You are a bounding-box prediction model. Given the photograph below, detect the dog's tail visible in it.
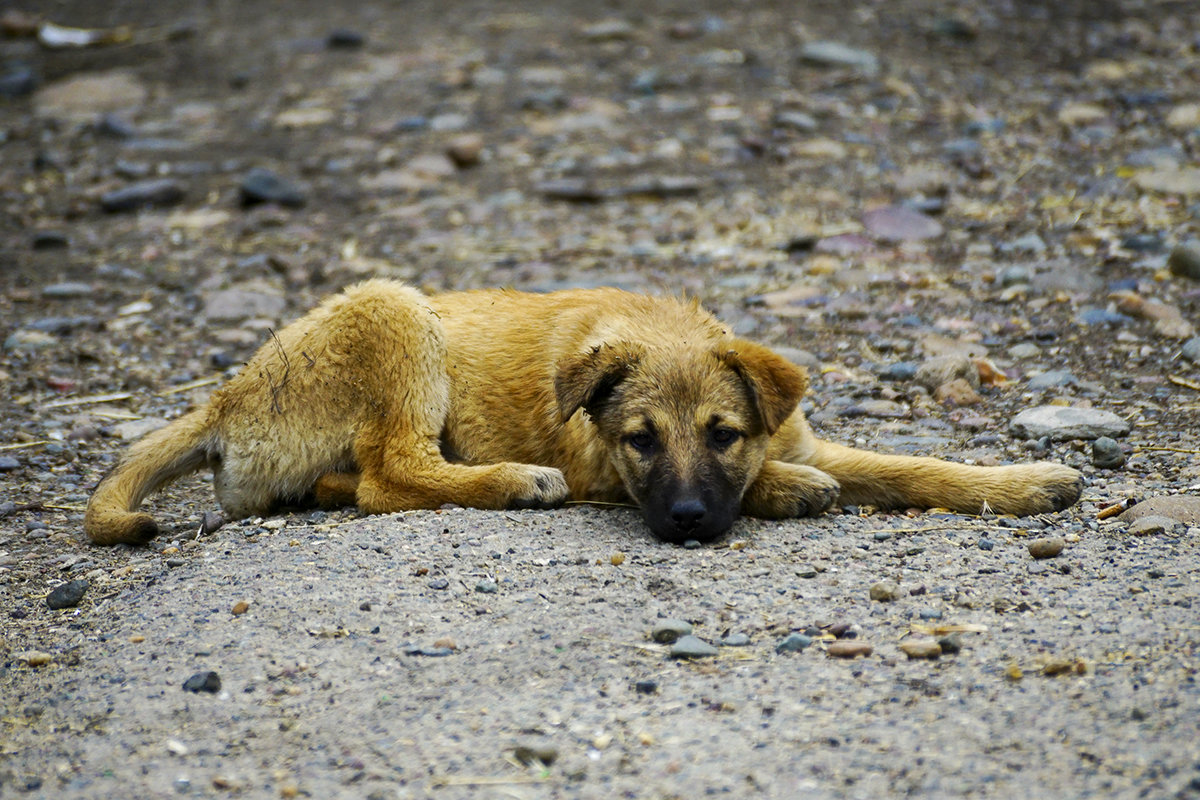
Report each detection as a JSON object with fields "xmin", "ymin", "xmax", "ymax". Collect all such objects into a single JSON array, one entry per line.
[{"xmin": 84, "ymin": 409, "xmax": 217, "ymax": 545}]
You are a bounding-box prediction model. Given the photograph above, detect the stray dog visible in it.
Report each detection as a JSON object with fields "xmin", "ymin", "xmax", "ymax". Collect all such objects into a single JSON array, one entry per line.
[{"xmin": 85, "ymin": 280, "xmax": 1083, "ymax": 545}]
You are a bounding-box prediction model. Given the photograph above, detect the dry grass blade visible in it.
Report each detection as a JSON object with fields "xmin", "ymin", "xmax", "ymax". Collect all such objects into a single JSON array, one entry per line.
[
  {"xmin": 157, "ymin": 376, "xmax": 221, "ymax": 396},
  {"xmin": 39, "ymin": 392, "xmax": 133, "ymax": 410},
  {"xmin": 0, "ymin": 441, "xmax": 50, "ymax": 452},
  {"xmin": 1167, "ymin": 375, "xmax": 1200, "ymax": 392}
]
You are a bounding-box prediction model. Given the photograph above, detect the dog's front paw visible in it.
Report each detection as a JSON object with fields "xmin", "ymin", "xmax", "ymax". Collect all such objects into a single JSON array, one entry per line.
[
  {"xmin": 1023, "ymin": 463, "xmax": 1084, "ymax": 514},
  {"xmin": 741, "ymin": 462, "xmax": 841, "ymax": 519},
  {"xmin": 508, "ymin": 465, "xmax": 570, "ymax": 510}
]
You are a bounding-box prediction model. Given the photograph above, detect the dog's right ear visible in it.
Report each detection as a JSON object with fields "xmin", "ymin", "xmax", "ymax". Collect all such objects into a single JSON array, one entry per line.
[{"xmin": 554, "ymin": 343, "xmax": 642, "ymax": 422}]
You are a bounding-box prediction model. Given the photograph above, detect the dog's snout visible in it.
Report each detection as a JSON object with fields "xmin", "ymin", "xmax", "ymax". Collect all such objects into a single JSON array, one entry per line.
[{"xmin": 669, "ymin": 498, "xmax": 707, "ymax": 531}]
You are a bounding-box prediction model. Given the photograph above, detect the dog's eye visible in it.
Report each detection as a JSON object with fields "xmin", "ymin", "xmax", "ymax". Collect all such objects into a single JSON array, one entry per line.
[
  {"xmin": 626, "ymin": 432, "xmax": 656, "ymax": 454},
  {"xmin": 709, "ymin": 427, "xmax": 742, "ymax": 448}
]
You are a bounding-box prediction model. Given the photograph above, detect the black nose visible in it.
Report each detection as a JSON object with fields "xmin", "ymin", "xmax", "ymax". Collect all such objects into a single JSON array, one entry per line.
[{"xmin": 669, "ymin": 498, "xmax": 707, "ymax": 532}]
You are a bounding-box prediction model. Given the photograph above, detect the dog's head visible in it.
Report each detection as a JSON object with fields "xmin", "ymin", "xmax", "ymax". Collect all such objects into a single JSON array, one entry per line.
[{"xmin": 555, "ymin": 338, "xmax": 806, "ymax": 544}]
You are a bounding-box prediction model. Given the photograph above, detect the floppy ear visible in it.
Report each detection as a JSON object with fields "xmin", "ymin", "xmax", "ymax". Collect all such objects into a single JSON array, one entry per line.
[
  {"xmin": 554, "ymin": 342, "xmax": 642, "ymax": 422},
  {"xmin": 719, "ymin": 340, "xmax": 808, "ymax": 433}
]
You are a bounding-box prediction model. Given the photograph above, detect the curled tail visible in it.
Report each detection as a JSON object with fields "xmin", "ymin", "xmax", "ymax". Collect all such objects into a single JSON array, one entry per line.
[{"xmin": 84, "ymin": 409, "xmax": 217, "ymax": 545}]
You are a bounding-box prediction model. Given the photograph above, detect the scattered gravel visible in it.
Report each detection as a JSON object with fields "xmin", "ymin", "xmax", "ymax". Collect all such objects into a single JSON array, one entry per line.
[{"xmin": 2, "ymin": 1, "xmax": 1199, "ymax": 798}]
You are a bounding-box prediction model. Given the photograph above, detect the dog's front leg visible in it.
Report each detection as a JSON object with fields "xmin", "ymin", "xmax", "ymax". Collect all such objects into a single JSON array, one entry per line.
[{"xmin": 740, "ymin": 461, "xmax": 841, "ymax": 519}]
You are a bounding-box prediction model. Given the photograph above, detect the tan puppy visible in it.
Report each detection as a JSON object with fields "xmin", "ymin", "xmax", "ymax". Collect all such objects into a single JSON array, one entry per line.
[{"xmin": 85, "ymin": 280, "xmax": 1083, "ymax": 545}]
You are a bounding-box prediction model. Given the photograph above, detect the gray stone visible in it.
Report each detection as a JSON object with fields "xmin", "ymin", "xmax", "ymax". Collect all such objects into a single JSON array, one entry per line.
[
  {"xmin": 1182, "ymin": 338, "xmax": 1200, "ymax": 363},
  {"xmin": 774, "ymin": 110, "xmax": 818, "ymax": 131},
  {"xmin": 651, "ymin": 619, "xmax": 693, "ymax": 643},
  {"xmin": 1117, "ymin": 495, "xmax": 1200, "ymax": 527},
  {"xmin": 41, "ymin": 282, "xmax": 94, "ymax": 299},
  {"xmin": 1091, "ymin": 437, "xmax": 1126, "ymax": 469},
  {"xmin": 1009, "ymin": 406, "xmax": 1131, "ymax": 441},
  {"xmin": 203, "ymin": 289, "xmax": 286, "ymax": 322},
  {"xmin": 775, "ymin": 633, "xmax": 813, "ymax": 653},
  {"xmin": 115, "ymin": 418, "xmax": 170, "ymax": 441},
  {"xmin": 5, "ymin": 330, "xmax": 58, "ymax": 353},
  {"xmin": 999, "ymin": 265, "xmax": 1031, "ymax": 287},
  {"xmin": 1126, "ymin": 515, "xmax": 1184, "ymax": 536},
  {"xmin": 720, "ymin": 633, "xmax": 752, "ymax": 647},
  {"xmin": 1028, "ymin": 537, "xmax": 1065, "ymax": 559},
  {"xmin": 1027, "ymin": 370, "xmax": 1076, "ymax": 390},
  {"xmin": 1168, "ymin": 241, "xmax": 1200, "ymax": 280},
  {"xmin": 100, "ymin": 179, "xmax": 185, "ymax": 212},
  {"xmin": 1078, "ymin": 307, "xmax": 1131, "ymax": 326},
  {"xmin": 869, "ymin": 581, "xmax": 902, "ymax": 602},
  {"xmin": 240, "ymin": 168, "xmax": 307, "ymax": 208},
  {"xmin": 1008, "ymin": 343, "xmax": 1041, "ymax": 359},
  {"xmin": 863, "ymin": 205, "xmax": 944, "ymax": 242},
  {"xmin": 798, "ymin": 41, "xmax": 880, "ymax": 74},
  {"xmin": 35, "ymin": 69, "xmax": 147, "ymax": 121},
  {"xmin": 915, "ymin": 355, "xmax": 979, "ymax": 392},
  {"xmin": 0, "ymin": 456, "xmax": 19, "ymax": 471},
  {"xmin": 1135, "ymin": 167, "xmax": 1200, "ymax": 196},
  {"xmin": 669, "ymin": 634, "xmax": 718, "ymax": 659},
  {"xmin": 182, "ymin": 671, "xmax": 221, "ymax": 693},
  {"xmin": 46, "ymin": 579, "xmax": 89, "ymax": 609},
  {"xmin": 1004, "ymin": 234, "xmax": 1047, "ymax": 254}
]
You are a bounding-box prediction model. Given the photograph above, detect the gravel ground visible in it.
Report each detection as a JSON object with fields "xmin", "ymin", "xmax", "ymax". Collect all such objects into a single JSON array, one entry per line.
[{"xmin": 3, "ymin": 0, "xmax": 1200, "ymax": 798}]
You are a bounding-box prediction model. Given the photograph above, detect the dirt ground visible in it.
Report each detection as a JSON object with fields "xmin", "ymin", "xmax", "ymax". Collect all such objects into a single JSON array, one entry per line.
[{"xmin": 2, "ymin": 0, "xmax": 1200, "ymax": 797}]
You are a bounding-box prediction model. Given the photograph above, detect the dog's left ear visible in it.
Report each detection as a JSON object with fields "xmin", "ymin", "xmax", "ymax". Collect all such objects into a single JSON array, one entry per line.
[
  {"xmin": 719, "ymin": 340, "xmax": 808, "ymax": 433},
  {"xmin": 555, "ymin": 342, "xmax": 642, "ymax": 422}
]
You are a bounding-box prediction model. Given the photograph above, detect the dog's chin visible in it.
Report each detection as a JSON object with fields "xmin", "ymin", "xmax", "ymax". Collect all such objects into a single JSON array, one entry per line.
[{"xmin": 645, "ymin": 514, "xmax": 736, "ymax": 546}]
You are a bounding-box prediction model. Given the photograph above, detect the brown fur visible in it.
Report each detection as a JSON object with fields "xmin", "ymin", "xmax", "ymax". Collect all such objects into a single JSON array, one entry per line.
[{"xmin": 85, "ymin": 280, "xmax": 1083, "ymax": 545}]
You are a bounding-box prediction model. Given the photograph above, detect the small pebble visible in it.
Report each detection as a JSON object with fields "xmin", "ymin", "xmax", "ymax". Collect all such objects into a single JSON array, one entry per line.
[
  {"xmin": 1028, "ymin": 537, "xmax": 1065, "ymax": 559},
  {"xmin": 240, "ymin": 168, "xmax": 306, "ymax": 208},
  {"xmin": 474, "ymin": 579, "xmax": 498, "ymax": 594},
  {"xmin": 1167, "ymin": 240, "xmax": 1200, "ymax": 281},
  {"xmin": 634, "ymin": 679, "xmax": 659, "ymax": 694},
  {"xmin": 182, "ymin": 671, "xmax": 221, "ymax": 693},
  {"xmin": 231, "ymin": 601, "xmax": 249, "ymax": 615},
  {"xmin": 428, "ymin": 578, "xmax": 450, "ymax": 590},
  {"xmin": 669, "ymin": 634, "xmax": 718, "ymax": 659},
  {"xmin": 1091, "ymin": 437, "xmax": 1126, "ymax": 469},
  {"xmin": 446, "ymin": 133, "xmax": 484, "ymax": 168},
  {"xmin": 1042, "ymin": 657, "xmax": 1080, "ymax": 676},
  {"xmin": 869, "ymin": 581, "xmax": 902, "ymax": 602},
  {"xmin": 404, "ymin": 645, "xmax": 453, "ymax": 657},
  {"xmin": 720, "ymin": 633, "xmax": 752, "ymax": 647},
  {"xmin": 513, "ymin": 743, "xmax": 558, "ymax": 765},
  {"xmin": 327, "ymin": 29, "xmax": 366, "ymax": 49},
  {"xmin": 41, "ymin": 282, "xmax": 93, "ymax": 298},
  {"xmin": 918, "ymin": 607, "xmax": 943, "ymax": 620},
  {"xmin": 795, "ymin": 564, "xmax": 818, "ymax": 578},
  {"xmin": 651, "ymin": 619, "xmax": 693, "ymax": 644},
  {"xmin": 1182, "ymin": 338, "xmax": 1200, "ymax": 364},
  {"xmin": 899, "ymin": 639, "xmax": 942, "ymax": 660},
  {"xmin": 46, "ymin": 579, "xmax": 88, "ymax": 609},
  {"xmin": 827, "ymin": 622, "xmax": 852, "ymax": 638},
  {"xmin": 100, "ymin": 179, "xmax": 186, "ymax": 212},
  {"xmin": 915, "ymin": 356, "xmax": 978, "ymax": 392},
  {"xmin": 826, "ymin": 640, "xmax": 873, "ymax": 659},
  {"xmin": 775, "ymin": 633, "xmax": 813, "ymax": 653},
  {"xmin": 22, "ymin": 651, "xmax": 53, "ymax": 667},
  {"xmin": 937, "ymin": 634, "xmax": 963, "ymax": 654},
  {"xmin": 978, "ymin": 537, "xmax": 995, "ymax": 551}
]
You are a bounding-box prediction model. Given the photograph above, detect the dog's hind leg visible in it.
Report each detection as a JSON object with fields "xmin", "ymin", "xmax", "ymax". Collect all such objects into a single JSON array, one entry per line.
[{"xmin": 338, "ymin": 283, "xmax": 568, "ymax": 513}]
